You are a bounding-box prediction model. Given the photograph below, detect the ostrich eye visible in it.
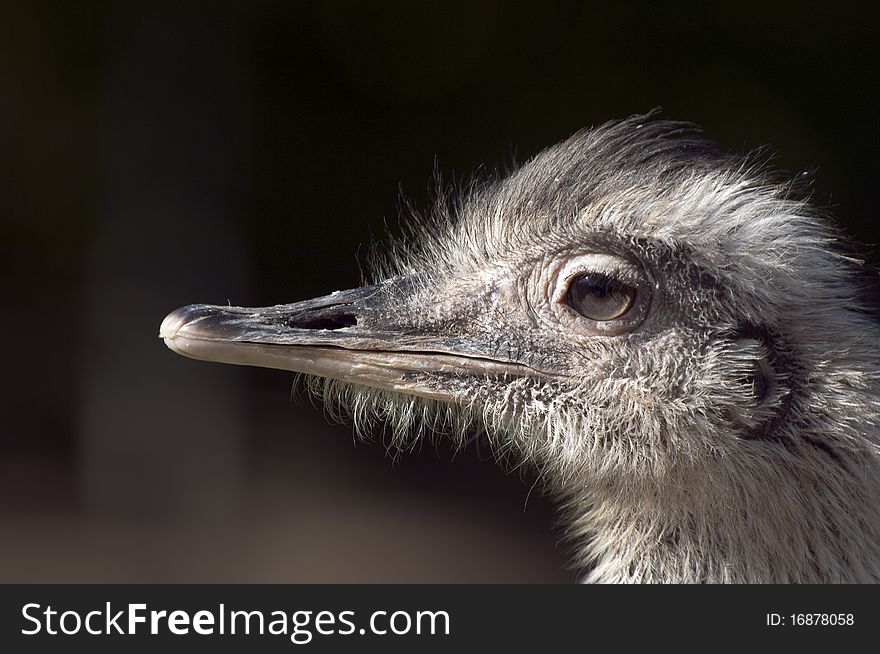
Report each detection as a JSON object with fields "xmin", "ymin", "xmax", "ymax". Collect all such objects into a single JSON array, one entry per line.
[{"xmin": 566, "ymin": 273, "xmax": 636, "ymax": 321}]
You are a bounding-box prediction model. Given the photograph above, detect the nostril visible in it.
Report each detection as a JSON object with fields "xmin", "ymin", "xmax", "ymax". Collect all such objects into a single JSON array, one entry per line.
[{"xmin": 288, "ymin": 313, "xmax": 358, "ymax": 330}]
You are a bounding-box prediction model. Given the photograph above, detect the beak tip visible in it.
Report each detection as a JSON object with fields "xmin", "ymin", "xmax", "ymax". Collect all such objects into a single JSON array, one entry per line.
[
  {"xmin": 159, "ymin": 307, "xmax": 188, "ymax": 340},
  {"xmin": 160, "ymin": 307, "xmax": 207, "ymax": 359}
]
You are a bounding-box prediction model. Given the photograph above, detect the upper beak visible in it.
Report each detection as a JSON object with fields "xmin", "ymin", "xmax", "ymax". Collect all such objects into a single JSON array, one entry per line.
[{"xmin": 159, "ymin": 278, "xmax": 534, "ymax": 401}]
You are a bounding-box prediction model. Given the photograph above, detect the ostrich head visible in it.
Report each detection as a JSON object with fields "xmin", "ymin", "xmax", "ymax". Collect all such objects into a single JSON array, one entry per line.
[{"xmin": 160, "ymin": 115, "xmax": 880, "ymax": 582}]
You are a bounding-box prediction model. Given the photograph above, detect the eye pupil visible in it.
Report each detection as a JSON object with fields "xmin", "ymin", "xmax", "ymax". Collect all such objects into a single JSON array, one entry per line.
[{"xmin": 567, "ymin": 273, "xmax": 636, "ymax": 321}]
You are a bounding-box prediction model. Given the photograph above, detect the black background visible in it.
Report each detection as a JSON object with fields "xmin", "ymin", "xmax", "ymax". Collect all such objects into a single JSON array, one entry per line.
[{"xmin": 2, "ymin": 2, "xmax": 878, "ymax": 583}]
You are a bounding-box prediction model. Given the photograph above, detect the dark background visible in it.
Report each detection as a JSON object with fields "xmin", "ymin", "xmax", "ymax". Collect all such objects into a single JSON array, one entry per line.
[{"xmin": 1, "ymin": 2, "xmax": 877, "ymax": 582}]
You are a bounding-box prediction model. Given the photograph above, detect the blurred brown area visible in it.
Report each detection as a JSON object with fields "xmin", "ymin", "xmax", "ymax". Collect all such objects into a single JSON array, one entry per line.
[{"xmin": 0, "ymin": 2, "xmax": 877, "ymax": 582}]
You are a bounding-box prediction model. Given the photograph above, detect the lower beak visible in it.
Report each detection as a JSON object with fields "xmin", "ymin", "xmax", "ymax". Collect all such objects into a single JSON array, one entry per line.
[{"xmin": 159, "ymin": 281, "xmax": 533, "ymax": 401}]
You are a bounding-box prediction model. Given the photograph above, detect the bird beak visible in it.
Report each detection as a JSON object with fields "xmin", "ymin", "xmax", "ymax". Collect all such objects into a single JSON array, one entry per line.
[{"xmin": 160, "ymin": 279, "xmax": 532, "ymax": 401}]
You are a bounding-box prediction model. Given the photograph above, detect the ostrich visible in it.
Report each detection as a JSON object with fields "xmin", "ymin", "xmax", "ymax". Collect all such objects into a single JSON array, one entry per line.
[{"xmin": 160, "ymin": 115, "xmax": 880, "ymax": 583}]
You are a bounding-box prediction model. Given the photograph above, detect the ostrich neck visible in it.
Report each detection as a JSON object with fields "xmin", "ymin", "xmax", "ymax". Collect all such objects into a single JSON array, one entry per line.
[{"xmin": 560, "ymin": 457, "xmax": 880, "ymax": 583}]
